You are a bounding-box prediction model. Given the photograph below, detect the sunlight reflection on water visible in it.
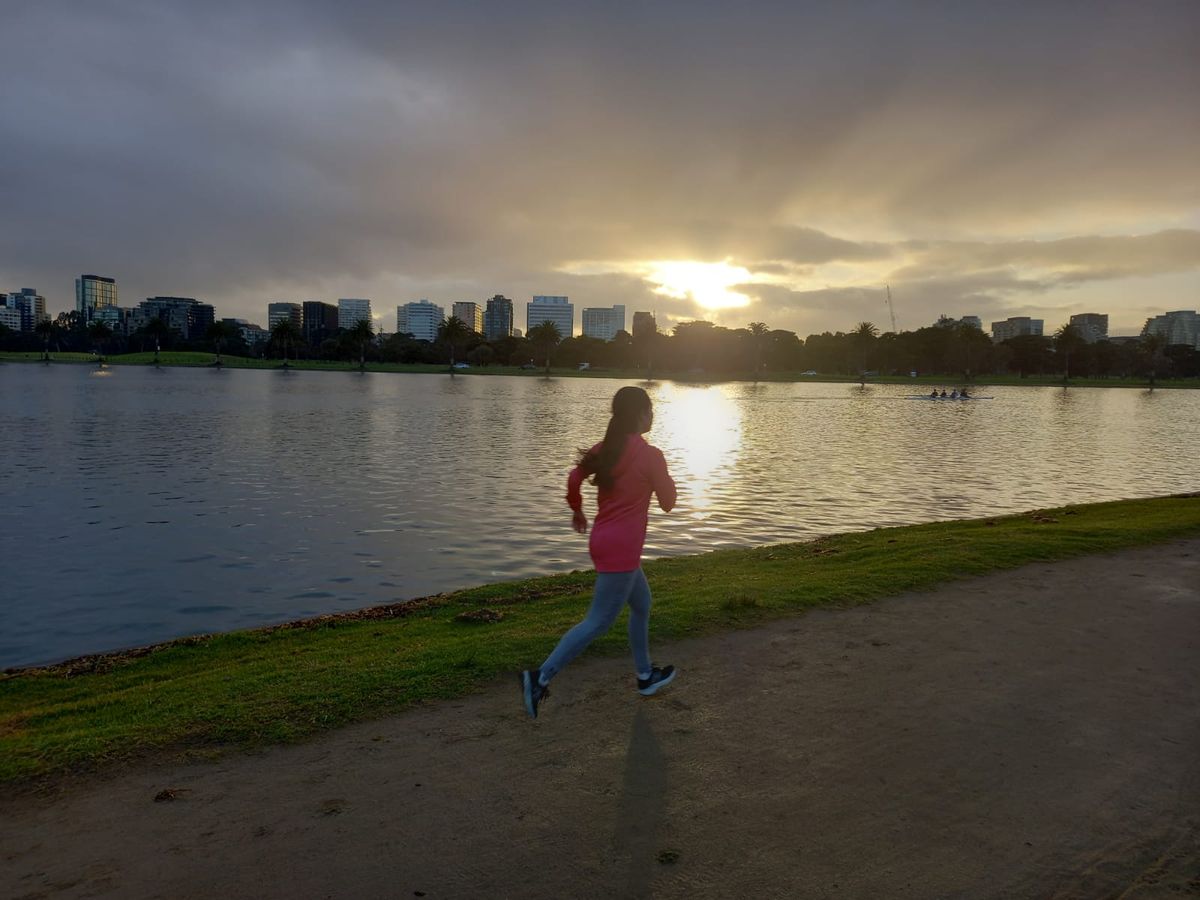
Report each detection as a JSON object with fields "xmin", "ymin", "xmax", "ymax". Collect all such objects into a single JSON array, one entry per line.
[{"xmin": 1, "ymin": 365, "xmax": 1197, "ymax": 666}]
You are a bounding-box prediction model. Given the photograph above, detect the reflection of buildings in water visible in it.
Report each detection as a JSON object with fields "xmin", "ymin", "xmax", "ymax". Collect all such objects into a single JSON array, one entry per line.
[{"xmin": 650, "ymin": 384, "xmax": 743, "ymax": 515}]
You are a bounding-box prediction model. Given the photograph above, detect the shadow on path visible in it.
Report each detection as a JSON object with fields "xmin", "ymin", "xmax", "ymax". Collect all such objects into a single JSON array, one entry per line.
[{"xmin": 613, "ymin": 707, "xmax": 668, "ymax": 898}]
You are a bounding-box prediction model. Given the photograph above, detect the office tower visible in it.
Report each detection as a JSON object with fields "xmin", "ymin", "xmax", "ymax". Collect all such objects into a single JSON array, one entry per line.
[
  {"xmin": 396, "ymin": 299, "xmax": 446, "ymax": 342},
  {"xmin": 991, "ymin": 316, "xmax": 1045, "ymax": 342},
  {"xmin": 1141, "ymin": 310, "xmax": 1200, "ymax": 348},
  {"xmin": 1069, "ymin": 313, "xmax": 1109, "ymax": 344},
  {"xmin": 223, "ymin": 318, "xmax": 269, "ymax": 349},
  {"xmin": 632, "ymin": 311, "xmax": 657, "ymax": 339},
  {"xmin": 582, "ymin": 305, "xmax": 626, "ymax": 341},
  {"xmin": 302, "ymin": 301, "xmax": 339, "ymax": 345},
  {"xmin": 451, "ymin": 301, "xmax": 484, "ymax": 333},
  {"xmin": 75, "ymin": 275, "xmax": 118, "ymax": 322},
  {"xmin": 338, "ymin": 298, "xmax": 373, "ymax": 330},
  {"xmin": 3, "ymin": 288, "xmax": 47, "ymax": 332},
  {"xmin": 0, "ymin": 304, "xmax": 21, "ymax": 331},
  {"xmin": 267, "ymin": 302, "xmax": 302, "ymax": 330},
  {"xmin": 526, "ymin": 295, "xmax": 573, "ymax": 338},
  {"xmin": 138, "ymin": 297, "xmax": 214, "ymax": 341},
  {"xmin": 484, "ymin": 295, "xmax": 514, "ymax": 340},
  {"xmin": 935, "ymin": 315, "xmax": 982, "ymax": 330}
]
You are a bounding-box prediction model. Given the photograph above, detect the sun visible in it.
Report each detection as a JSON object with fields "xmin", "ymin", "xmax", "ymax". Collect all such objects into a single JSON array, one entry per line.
[{"xmin": 646, "ymin": 260, "xmax": 753, "ymax": 310}]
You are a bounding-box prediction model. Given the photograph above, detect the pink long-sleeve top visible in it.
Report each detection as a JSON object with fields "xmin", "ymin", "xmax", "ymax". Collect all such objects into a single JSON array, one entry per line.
[{"xmin": 566, "ymin": 434, "xmax": 677, "ymax": 572}]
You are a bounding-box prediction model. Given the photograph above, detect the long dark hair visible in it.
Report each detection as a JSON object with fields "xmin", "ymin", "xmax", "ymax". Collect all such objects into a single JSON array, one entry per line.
[{"xmin": 579, "ymin": 386, "xmax": 652, "ymax": 489}]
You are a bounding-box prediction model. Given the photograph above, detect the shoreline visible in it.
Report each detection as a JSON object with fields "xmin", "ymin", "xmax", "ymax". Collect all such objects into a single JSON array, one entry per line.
[
  {"xmin": 2, "ymin": 494, "xmax": 1199, "ymax": 786},
  {"xmin": 7, "ymin": 535, "xmax": 1197, "ymax": 896},
  {"xmin": 3, "ymin": 350, "xmax": 1197, "ymax": 389}
]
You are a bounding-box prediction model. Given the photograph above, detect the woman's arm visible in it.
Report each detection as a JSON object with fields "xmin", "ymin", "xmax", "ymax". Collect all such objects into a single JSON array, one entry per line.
[
  {"xmin": 566, "ymin": 466, "xmax": 589, "ymax": 532},
  {"xmin": 652, "ymin": 449, "xmax": 677, "ymax": 512}
]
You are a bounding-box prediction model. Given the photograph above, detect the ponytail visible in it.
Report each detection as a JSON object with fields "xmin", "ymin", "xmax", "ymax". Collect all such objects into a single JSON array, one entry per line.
[{"xmin": 577, "ymin": 386, "xmax": 651, "ymax": 489}]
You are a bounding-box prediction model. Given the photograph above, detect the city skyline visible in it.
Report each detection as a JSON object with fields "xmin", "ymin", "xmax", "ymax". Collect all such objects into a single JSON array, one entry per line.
[
  {"xmin": 10, "ymin": 271, "xmax": 1199, "ymax": 345},
  {"xmin": 2, "ymin": 3, "xmax": 1197, "ymax": 338}
]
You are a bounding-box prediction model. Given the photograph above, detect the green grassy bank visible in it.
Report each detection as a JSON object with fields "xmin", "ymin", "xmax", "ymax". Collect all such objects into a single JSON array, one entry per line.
[
  {"xmin": 2, "ymin": 495, "xmax": 1198, "ymax": 786},
  {"xmin": 4, "ymin": 351, "xmax": 1198, "ymax": 388}
]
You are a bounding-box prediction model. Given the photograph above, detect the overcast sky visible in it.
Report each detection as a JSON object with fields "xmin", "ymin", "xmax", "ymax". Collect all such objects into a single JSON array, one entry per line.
[{"xmin": 3, "ymin": 0, "xmax": 1197, "ymax": 336}]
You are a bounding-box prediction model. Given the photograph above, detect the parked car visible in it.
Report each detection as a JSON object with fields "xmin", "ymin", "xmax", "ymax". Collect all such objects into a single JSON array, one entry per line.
[
  {"xmin": 800, "ymin": 370, "xmax": 818, "ymax": 376},
  {"xmin": 520, "ymin": 362, "xmax": 538, "ymax": 370},
  {"xmin": 577, "ymin": 362, "xmax": 590, "ymax": 370},
  {"xmin": 452, "ymin": 362, "xmax": 469, "ymax": 369}
]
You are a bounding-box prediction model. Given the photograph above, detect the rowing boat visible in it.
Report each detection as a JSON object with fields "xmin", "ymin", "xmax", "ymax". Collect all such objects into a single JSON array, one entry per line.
[{"xmin": 905, "ymin": 395, "xmax": 994, "ymax": 401}]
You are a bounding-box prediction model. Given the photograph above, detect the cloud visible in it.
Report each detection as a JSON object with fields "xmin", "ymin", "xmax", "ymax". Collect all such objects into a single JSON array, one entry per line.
[{"xmin": 1, "ymin": 0, "xmax": 1196, "ymax": 337}]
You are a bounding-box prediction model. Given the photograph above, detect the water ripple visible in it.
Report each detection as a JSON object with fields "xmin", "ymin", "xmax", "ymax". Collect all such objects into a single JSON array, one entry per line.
[{"xmin": 1, "ymin": 367, "xmax": 1197, "ymax": 667}]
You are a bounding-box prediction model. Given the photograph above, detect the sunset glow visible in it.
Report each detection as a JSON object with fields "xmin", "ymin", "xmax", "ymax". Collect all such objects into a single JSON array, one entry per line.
[{"xmin": 646, "ymin": 261, "xmax": 754, "ymax": 311}]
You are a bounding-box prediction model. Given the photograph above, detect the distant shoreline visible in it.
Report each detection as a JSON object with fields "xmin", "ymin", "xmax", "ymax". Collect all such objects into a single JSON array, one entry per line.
[{"xmin": 3, "ymin": 350, "xmax": 1198, "ymax": 389}]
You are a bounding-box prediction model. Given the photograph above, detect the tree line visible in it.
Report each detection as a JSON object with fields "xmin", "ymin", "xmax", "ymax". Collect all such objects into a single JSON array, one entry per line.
[{"xmin": 2, "ymin": 310, "xmax": 1197, "ymax": 380}]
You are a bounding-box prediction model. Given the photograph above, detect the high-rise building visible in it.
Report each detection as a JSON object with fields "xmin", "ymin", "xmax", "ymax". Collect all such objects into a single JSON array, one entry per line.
[
  {"xmin": 582, "ymin": 305, "xmax": 626, "ymax": 341},
  {"xmin": 526, "ymin": 295, "xmax": 573, "ymax": 338},
  {"xmin": 190, "ymin": 303, "xmax": 215, "ymax": 339},
  {"xmin": 3, "ymin": 288, "xmax": 47, "ymax": 332},
  {"xmin": 338, "ymin": 298, "xmax": 373, "ymax": 330},
  {"xmin": 632, "ymin": 311, "xmax": 657, "ymax": 339},
  {"xmin": 267, "ymin": 302, "xmax": 302, "ymax": 331},
  {"xmin": 483, "ymin": 294, "xmax": 514, "ymax": 340},
  {"xmin": 75, "ymin": 275, "xmax": 118, "ymax": 322},
  {"xmin": 223, "ymin": 318, "xmax": 270, "ymax": 349},
  {"xmin": 991, "ymin": 316, "xmax": 1044, "ymax": 342},
  {"xmin": 0, "ymin": 305, "xmax": 21, "ymax": 331},
  {"xmin": 138, "ymin": 297, "xmax": 213, "ymax": 340},
  {"xmin": 397, "ymin": 300, "xmax": 445, "ymax": 342},
  {"xmin": 1068, "ymin": 313, "xmax": 1109, "ymax": 344},
  {"xmin": 451, "ymin": 301, "xmax": 484, "ymax": 333},
  {"xmin": 92, "ymin": 306, "xmax": 137, "ymax": 336},
  {"xmin": 1141, "ymin": 310, "xmax": 1200, "ymax": 348},
  {"xmin": 935, "ymin": 314, "xmax": 982, "ymax": 330},
  {"xmin": 302, "ymin": 301, "xmax": 339, "ymax": 345}
]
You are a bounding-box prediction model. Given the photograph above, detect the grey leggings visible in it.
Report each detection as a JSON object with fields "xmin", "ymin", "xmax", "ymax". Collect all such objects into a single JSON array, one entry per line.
[{"xmin": 539, "ymin": 568, "xmax": 652, "ymax": 683}]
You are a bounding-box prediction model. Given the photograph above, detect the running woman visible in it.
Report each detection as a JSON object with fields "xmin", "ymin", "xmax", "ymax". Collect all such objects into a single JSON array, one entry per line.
[{"xmin": 521, "ymin": 386, "xmax": 678, "ymax": 718}]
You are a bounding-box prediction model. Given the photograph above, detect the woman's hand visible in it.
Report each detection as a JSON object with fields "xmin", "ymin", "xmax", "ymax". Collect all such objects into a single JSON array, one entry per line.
[{"xmin": 572, "ymin": 510, "xmax": 588, "ymax": 533}]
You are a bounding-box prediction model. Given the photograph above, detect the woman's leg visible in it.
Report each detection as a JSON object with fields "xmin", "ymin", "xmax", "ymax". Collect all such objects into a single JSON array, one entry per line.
[
  {"xmin": 625, "ymin": 568, "xmax": 653, "ymax": 678},
  {"xmin": 538, "ymin": 570, "xmax": 638, "ymax": 683}
]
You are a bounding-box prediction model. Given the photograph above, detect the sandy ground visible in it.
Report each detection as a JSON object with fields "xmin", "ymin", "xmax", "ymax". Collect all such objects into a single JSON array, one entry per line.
[{"xmin": 2, "ymin": 540, "xmax": 1198, "ymax": 900}]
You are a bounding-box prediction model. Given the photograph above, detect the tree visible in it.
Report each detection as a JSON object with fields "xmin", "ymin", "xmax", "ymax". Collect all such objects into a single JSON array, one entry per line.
[
  {"xmin": 526, "ymin": 320, "xmax": 562, "ymax": 374},
  {"xmin": 35, "ymin": 319, "xmax": 53, "ymax": 361},
  {"xmin": 1139, "ymin": 333, "xmax": 1166, "ymax": 387},
  {"xmin": 87, "ymin": 321, "xmax": 113, "ymax": 360},
  {"xmin": 437, "ymin": 315, "xmax": 470, "ymax": 369},
  {"xmin": 143, "ymin": 316, "xmax": 170, "ymax": 364},
  {"xmin": 953, "ymin": 323, "xmax": 991, "ymax": 380},
  {"xmin": 206, "ymin": 320, "xmax": 235, "ymax": 366},
  {"xmin": 852, "ymin": 321, "xmax": 878, "ymax": 380},
  {"xmin": 271, "ymin": 318, "xmax": 300, "ymax": 366},
  {"xmin": 466, "ymin": 343, "xmax": 495, "ymax": 367},
  {"xmin": 348, "ymin": 318, "xmax": 374, "ymax": 370},
  {"xmin": 747, "ymin": 321, "xmax": 769, "ymax": 381},
  {"xmin": 1053, "ymin": 324, "xmax": 1086, "ymax": 381}
]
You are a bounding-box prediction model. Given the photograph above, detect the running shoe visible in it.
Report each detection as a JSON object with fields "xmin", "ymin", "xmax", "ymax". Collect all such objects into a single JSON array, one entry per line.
[
  {"xmin": 521, "ymin": 669, "xmax": 549, "ymax": 718},
  {"xmin": 636, "ymin": 665, "xmax": 676, "ymax": 696}
]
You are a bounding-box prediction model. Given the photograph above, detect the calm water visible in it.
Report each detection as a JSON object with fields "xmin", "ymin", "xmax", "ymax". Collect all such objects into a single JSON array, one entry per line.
[{"xmin": 1, "ymin": 364, "xmax": 1197, "ymax": 668}]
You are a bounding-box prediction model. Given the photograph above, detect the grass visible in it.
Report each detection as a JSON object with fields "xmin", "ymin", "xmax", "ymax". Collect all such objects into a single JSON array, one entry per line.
[
  {"xmin": 1, "ymin": 495, "xmax": 1198, "ymax": 786},
  {"xmin": 4, "ymin": 351, "xmax": 1198, "ymax": 387}
]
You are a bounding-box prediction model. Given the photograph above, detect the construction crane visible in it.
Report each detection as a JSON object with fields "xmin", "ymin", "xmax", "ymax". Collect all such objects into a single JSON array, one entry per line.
[{"xmin": 885, "ymin": 284, "xmax": 898, "ymax": 333}]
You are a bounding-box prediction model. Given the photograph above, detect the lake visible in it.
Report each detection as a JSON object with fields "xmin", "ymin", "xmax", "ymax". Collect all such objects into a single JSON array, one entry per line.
[{"xmin": 2, "ymin": 363, "xmax": 1197, "ymax": 668}]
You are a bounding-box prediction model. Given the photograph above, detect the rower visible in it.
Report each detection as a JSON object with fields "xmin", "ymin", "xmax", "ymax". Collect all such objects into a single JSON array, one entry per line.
[
  {"xmin": 929, "ymin": 389, "xmax": 939, "ymax": 398},
  {"xmin": 960, "ymin": 388, "xmax": 971, "ymax": 399},
  {"xmin": 950, "ymin": 389, "xmax": 959, "ymax": 399}
]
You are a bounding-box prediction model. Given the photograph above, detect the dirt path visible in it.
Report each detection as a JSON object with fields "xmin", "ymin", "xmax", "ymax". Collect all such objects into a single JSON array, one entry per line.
[{"xmin": 3, "ymin": 540, "xmax": 1199, "ymax": 899}]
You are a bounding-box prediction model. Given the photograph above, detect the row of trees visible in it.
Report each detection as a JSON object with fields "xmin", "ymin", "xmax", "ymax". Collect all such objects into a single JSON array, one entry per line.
[{"xmin": 3, "ymin": 310, "xmax": 1197, "ymax": 380}]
